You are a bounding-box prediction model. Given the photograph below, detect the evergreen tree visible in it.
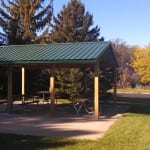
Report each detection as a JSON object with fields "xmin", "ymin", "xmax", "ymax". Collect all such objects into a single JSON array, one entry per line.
[
  {"xmin": 0, "ymin": 32, "xmax": 6, "ymax": 45},
  {"xmin": 45, "ymin": 0, "xmax": 103, "ymax": 99},
  {"xmin": 45, "ymin": 0, "xmax": 102, "ymax": 43},
  {"xmin": 55, "ymin": 68, "xmax": 84, "ymax": 99},
  {"xmin": 0, "ymin": 0, "xmax": 53, "ymax": 45},
  {"xmin": 0, "ymin": 0, "xmax": 53, "ymax": 96}
]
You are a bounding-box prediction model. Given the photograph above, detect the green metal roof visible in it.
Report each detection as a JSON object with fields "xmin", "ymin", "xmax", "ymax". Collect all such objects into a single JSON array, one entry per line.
[{"xmin": 0, "ymin": 41, "xmax": 117, "ymax": 66}]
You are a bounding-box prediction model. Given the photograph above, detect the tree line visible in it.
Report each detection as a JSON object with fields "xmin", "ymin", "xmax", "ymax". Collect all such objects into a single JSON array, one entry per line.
[
  {"xmin": 0, "ymin": 0, "xmax": 102, "ymax": 45},
  {"xmin": 112, "ymin": 39, "xmax": 150, "ymax": 88}
]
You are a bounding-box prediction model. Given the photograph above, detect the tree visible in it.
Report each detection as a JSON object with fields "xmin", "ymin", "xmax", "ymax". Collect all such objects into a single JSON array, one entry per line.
[
  {"xmin": 0, "ymin": 0, "xmax": 53, "ymax": 96},
  {"xmin": 112, "ymin": 39, "xmax": 133, "ymax": 88},
  {"xmin": 0, "ymin": 0, "xmax": 53, "ymax": 45},
  {"xmin": 44, "ymin": 0, "xmax": 103, "ymax": 98},
  {"xmin": 44, "ymin": 0, "xmax": 102, "ymax": 43},
  {"xmin": 55, "ymin": 68, "xmax": 84, "ymax": 99},
  {"xmin": 42, "ymin": 0, "xmax": 103, "ymax": 98},
  {"xmin": 132, "ymin": 45, "xmax": 150, "ymax": 85},
  {"xmin": 0, "ymin": 32, "xmax": 6, "ymax": 45}
]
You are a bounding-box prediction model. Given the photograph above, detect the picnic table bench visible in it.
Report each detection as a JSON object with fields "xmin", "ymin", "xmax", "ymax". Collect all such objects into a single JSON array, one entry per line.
[{"xmin": 71, "ymin": 98, "xmax": 89, "ymax": 115}]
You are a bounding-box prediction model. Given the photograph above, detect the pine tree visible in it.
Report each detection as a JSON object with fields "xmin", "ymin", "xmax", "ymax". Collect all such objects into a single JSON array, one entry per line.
[
  {"xmin": 0, "ymin": 0, "xmax": 53, "ymax": 45},
  {"xmin": 45, "ymin": 0, "xmax": 102, "ymax": 43},
  {"xmin": 45, "ymin": 0, "xmax": 103, "ymax": 98},
  {"xmin": 0, "ymin": 0, "xmax": 53, "ymax": 97}
]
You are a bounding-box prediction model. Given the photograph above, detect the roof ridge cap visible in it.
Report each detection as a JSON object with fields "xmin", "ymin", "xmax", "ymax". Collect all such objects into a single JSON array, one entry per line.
[
  {"xmin": 0, "ymin": 41, "xmax": 111, "ymax": 48},
  {"xmin": 0, "ymin": 43, "xmax": 48, "ymax": 48}
]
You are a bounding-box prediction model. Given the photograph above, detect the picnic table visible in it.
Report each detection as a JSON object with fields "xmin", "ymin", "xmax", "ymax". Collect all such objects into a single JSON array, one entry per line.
[
  {"xmin": 36, "ymin": 91, "xmax": 50, "ymax": 103},
  {"xmin": 71, "ymin": 98, "xmax": 89, "ymax": 115}
]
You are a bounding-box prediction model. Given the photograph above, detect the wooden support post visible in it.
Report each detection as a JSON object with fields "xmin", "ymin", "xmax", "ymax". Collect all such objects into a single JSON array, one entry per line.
[
  {"xmin": 94, "ymin": 76, "xmax": 99, "ymax": 119},
  {"xmin": 84, "ymin": 68, "xmax": 88, "ymax": 97},
  {"xmin": 7, "ymin": 66, "xmax": 13, "ymax": 112},
  {"xmin": 113, "ymin": 68, "xmax": 117, "ymax": 103},
  {"xmin": 49, "ymin": 67, "xmax": 55, "ymax": 115},
  {"xmin": 21, "ymin": 67, "xmax": 25, "ymax": 104},
  {"xmin": 94, "ymin": 61, "xmax": 99, "ymax": 120}
]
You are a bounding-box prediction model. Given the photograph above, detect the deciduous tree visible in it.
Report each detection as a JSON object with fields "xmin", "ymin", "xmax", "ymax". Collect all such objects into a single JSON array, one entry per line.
[
  {"xmin": 132, "ymin": 45, "xmax": 150, "ymax": 84},
  {"xmin": 112, "ymin": 39, "xmax": 133, "ymax": 88}
]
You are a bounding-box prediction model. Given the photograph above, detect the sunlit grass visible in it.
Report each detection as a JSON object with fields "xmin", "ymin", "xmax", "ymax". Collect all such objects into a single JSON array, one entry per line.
[
  {"xmin": 116, "ymin": 88, "xmax": 150, "ymax": 93},
  {"xmin": 0, "ymin": 99, "xmax": 7, "ymax": 104},
  {"xmin": 96, "ymin": 113, "xmax": 150, "ymax": 150},
  {"xmin": 56, "ymin": 99, "xmax": 71, "ymax": 104},
  {"xmin": 108, "ymin": 87, "xmax": 150, "ymax": 94}
]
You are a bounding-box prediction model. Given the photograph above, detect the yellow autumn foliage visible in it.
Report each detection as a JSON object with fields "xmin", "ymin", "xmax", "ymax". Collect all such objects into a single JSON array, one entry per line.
[{"xmin": 132, "ymin": 45, "xmax": 150, "ymax": 84}]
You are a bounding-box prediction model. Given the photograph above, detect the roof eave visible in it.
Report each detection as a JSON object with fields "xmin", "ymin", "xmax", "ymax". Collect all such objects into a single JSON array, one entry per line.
[{"xmin": 0, "ymin": 59, "xmax": 96, "ymax": 65}]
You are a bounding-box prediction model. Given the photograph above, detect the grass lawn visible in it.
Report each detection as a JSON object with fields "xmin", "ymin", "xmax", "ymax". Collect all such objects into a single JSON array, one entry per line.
[
  {"xmin": 0, "ymin": 99, "xmax": 7, "ymax": 104},
  {"xmin": 116, "ymin": 87, "xmax": 150, "ymax": 94},
  {"xmin": 0, "ymin": 104, "xmax": 150, "ymax": 150}
]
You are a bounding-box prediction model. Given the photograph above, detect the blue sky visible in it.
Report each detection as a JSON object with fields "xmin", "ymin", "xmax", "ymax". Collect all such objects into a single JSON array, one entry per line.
[{"xmin": 51, "ymin": 0, "xmax": 150, "ymax": 47}]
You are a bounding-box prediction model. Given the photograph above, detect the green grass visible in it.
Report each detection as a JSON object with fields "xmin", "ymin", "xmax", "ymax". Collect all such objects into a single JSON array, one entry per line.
[
  {"xmin": 56, "ymin": 99, "xmax": 71, "ymax": 104},
  {"xmin": 116, "ymin": 87, "xmax": 150, "ymax": 94},
  {"xmin": 97, "ymin": 106, "xmax": 150, "ymax": 150},
  {"xmin": 0, "ymin": 99, "xmax": 7, "ymax": 104},
  {"xmin": 0, "ymin": 104, "xmax": 150, "ymax": 150},
  {"xmin": 21, "ymin": 98, "xmax": 71, "ymax": 104}
]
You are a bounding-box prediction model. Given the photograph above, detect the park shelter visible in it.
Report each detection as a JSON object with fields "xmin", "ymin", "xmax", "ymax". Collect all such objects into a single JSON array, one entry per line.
[{"xmin": 0, "ymin": 41, "xmax": 118, "ymax": 119}]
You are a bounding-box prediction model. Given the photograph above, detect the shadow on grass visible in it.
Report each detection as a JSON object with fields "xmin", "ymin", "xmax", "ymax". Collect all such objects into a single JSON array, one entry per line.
[
  {"xmin": 117, "ymin": 94, "xmax": 150, "ymax": 115},
  {"xmin": 127, "ymin": 104, "xmax": 150, "ymax": 115},
  {"xmin": 0, "ymin": 133, "xmax": 78, "ymax": 150}
]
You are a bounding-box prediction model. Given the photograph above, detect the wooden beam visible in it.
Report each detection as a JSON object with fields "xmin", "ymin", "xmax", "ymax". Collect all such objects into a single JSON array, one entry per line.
[
  {"xmin": 12, "ymin": 62, "xmax": 95, "ymax": 70},
  {"xmin": 49, "ymin": 67, "xmax": 55, "ymax": 115},
  {"xmin": 94, "ymin": 61, "xmax": 99, "ymax": 120},
  {"xmin": 21, "ymin": 67, "xmax": 25, "ymax": 103},
  {"xmin": 7, "ymin": 66, "xmax": 13, "ymax": 112}
]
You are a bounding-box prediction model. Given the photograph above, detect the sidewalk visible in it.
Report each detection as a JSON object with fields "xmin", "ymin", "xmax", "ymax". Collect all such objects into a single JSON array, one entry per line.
[{"xmin": 0, "ymin": 103, "xmax": 128, "ymax": 140}]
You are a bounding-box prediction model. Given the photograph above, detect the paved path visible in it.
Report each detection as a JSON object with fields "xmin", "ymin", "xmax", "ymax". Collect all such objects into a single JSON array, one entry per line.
[
  {"xmin": 0, "ymin": 93, "xmax": 149, "ymax": 140},
  {"xmin": 0, "ymin": 104, "xmax": 127, "ymax": 140}
]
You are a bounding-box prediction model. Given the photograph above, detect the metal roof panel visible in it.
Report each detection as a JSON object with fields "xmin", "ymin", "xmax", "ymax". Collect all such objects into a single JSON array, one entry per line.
[{"xmin": 0, "ymin": 41, "xmax": 114, "ymax": 65}]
